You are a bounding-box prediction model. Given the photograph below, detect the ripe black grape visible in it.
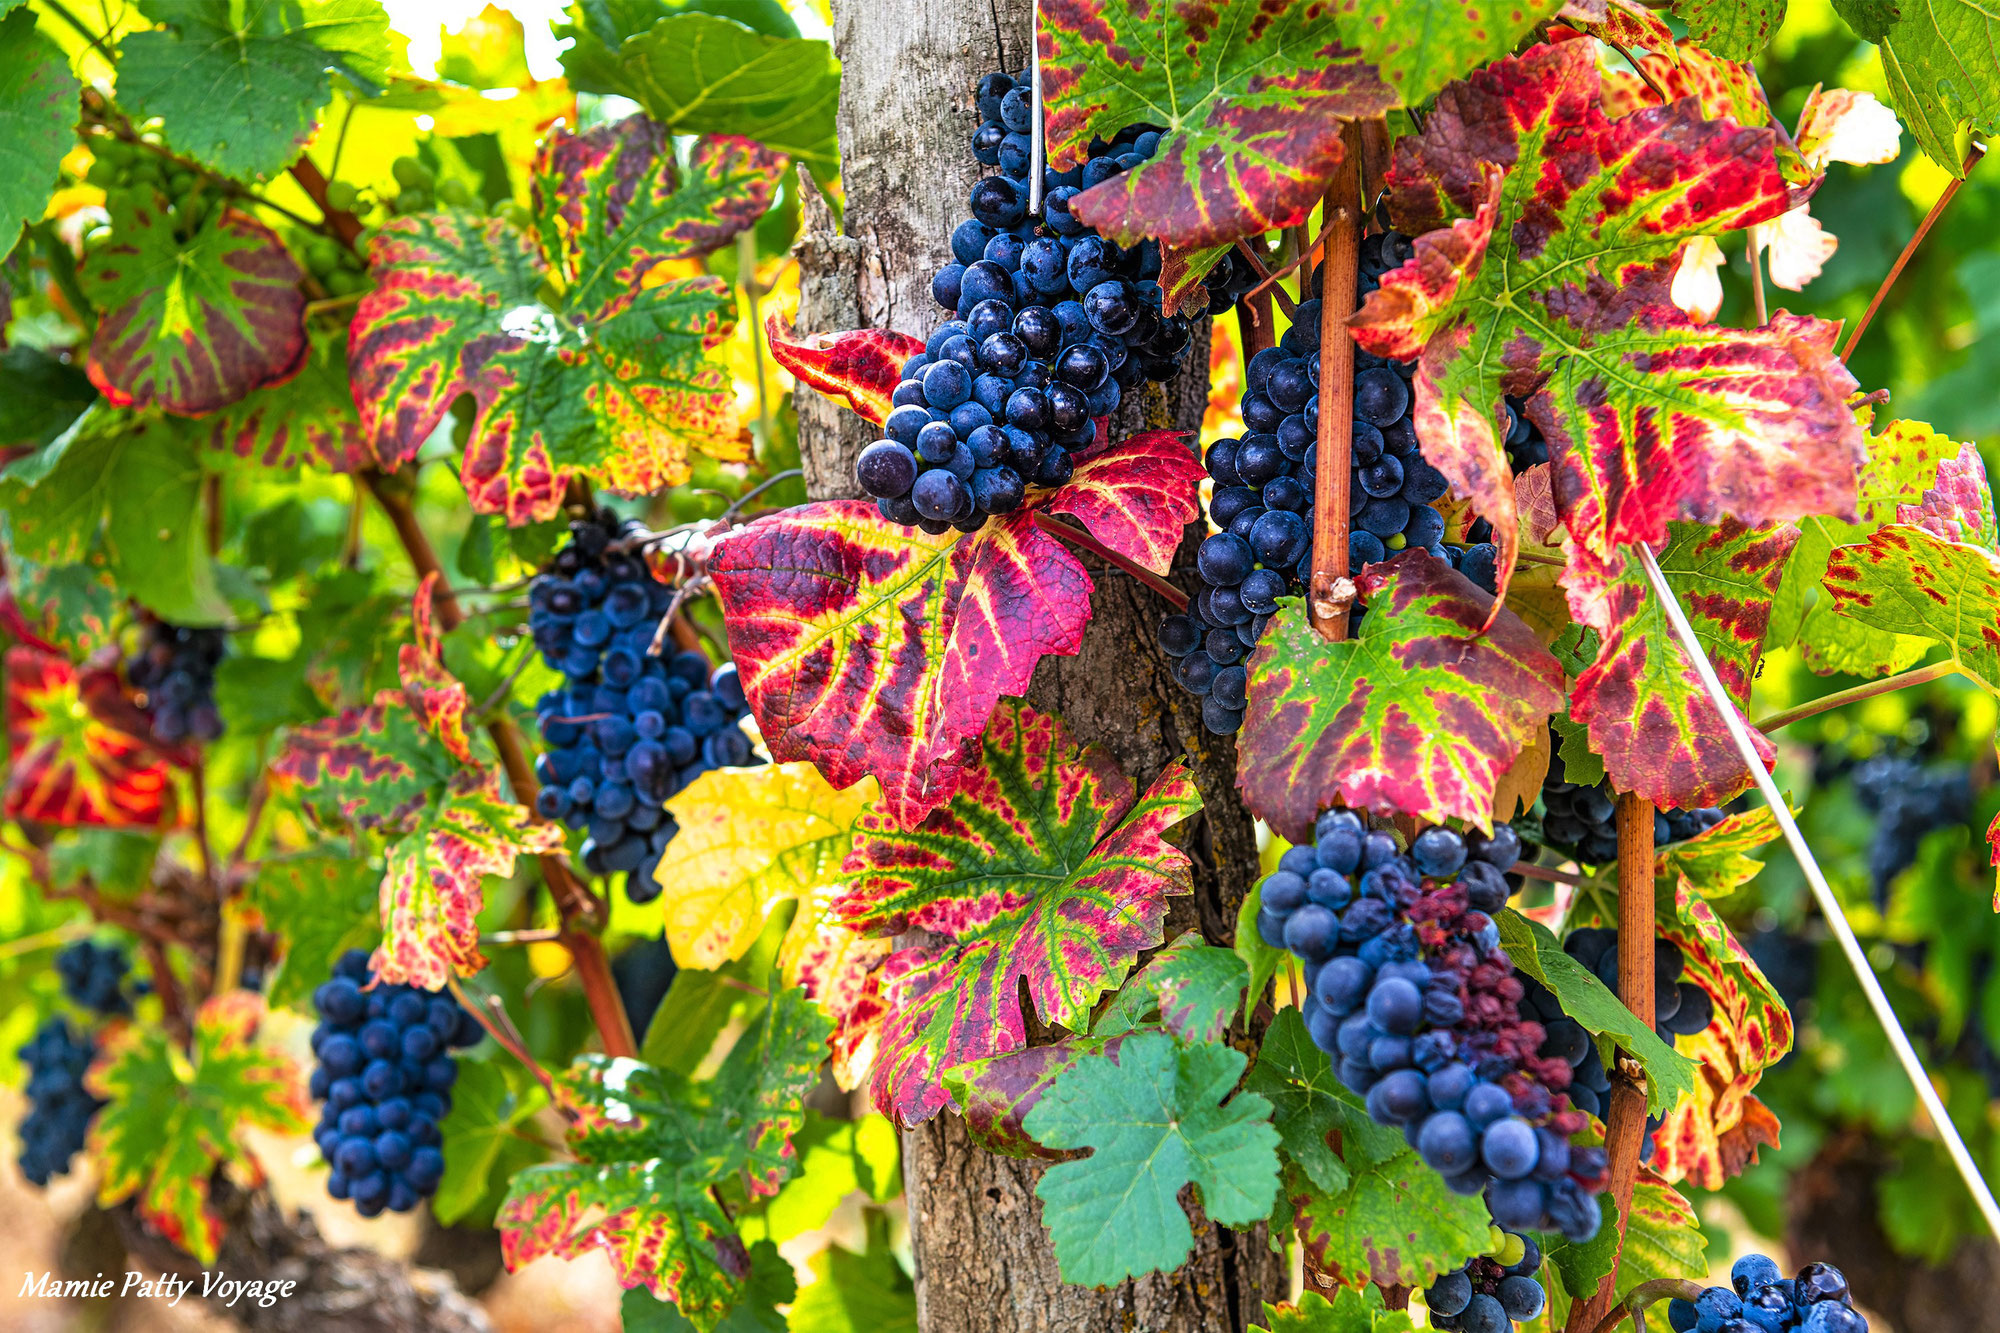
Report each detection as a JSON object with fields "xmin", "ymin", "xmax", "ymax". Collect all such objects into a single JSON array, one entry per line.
[
  {"xmin": 309, "ymin": 949, "xmax": 482, "ymax": 1217},
  {"xmin": 1851, "ymin": 753, "xmax": 1971, "ymax": 906},
  {"xmin": 55, "ymin": 940, "xmax": 132, "ymax": 1016},
  {"xmin": 125, "ymin": 617, "xmax": 226, "ymax": 743},
  {"xmin": 1665, "ymin": 1254, "xmax": 1867, "ymax": 1333},
  {"xmin": 1426, "ymin": 1232, "xmax": 1547, "ymax": 1332},
  {"xmin": 16, "ymin": 1017, "xmax": 104, "ymax": 1186}
]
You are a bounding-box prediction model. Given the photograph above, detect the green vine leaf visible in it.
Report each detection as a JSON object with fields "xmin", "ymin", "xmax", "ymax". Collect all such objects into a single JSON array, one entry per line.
[
  {"xmin": 834, "ymin": 701, "xmax": 1201, "ymax": 1125},
  {"xmin": 1824, "ymin": 525, "xmax": 2000, "ymax": 695},
  {"xmin": 243, "ymin": 850, "xmax": 381, "ymax": 1012},
  {"xmin": 1672, "ymin": 0, "xmax": 1788, "ymax": 60},
  {"xmin": 1093, "ymin": 934, "xmax": 1248, "ymax": 1044},
  {"xmin": 1249, "ymin": 1286, "xmax": 1419, "ymax": 1333},
  {"xmin": 499, "ymin": 988, "xmax": 831, "ymax": 1323},
  {"xmin": 1022, "ymin": 1031, "xmax": 1280, "ymax": 1287},
  {"xmin": 1040, "ymin": 0, "xmax": 1395, "ymax": 248},
  {"xmin": 0, "ymin": 9, "xmax": 81, "ymax": 261},
  {"xmin": 1540, "ymin": 1175, "xmax": 1708, "ymax": 1328},
  {"xmin": 204, "ymin": 322, "xmax": 375, "ymax": 471},
  {"xmin": 434, "ymin": 1058, "xmax": 552, "ymax": 1227},
  {"xmin": 1288, "ymin": 1149, "xmax": 1489, "ymax": 1291},
  {"xmin": 349, "ymin": 119, "xmax": 779, "ymax": 523},
  {"xmin": 88, "ymin": 993, "xmax": 310, "ymax": 1264},
  {"xmin": 1238, "ymin": 552, "xmax": 1565, "ymax": 844},
  {"xmin": 1241, "ymin": 1008, "xmax": 1366, "ymax": 1196},
  {"xmin": 1333, "ymin": 0, "xmax": 1566, "ymax": 106},
  {"xmin": 115, "ymin": 0, "xmax": 394, "ymax": 181},
  {"xmin": 1869, "ymin": 0, "xmax": 2000, "ymax": 171}
]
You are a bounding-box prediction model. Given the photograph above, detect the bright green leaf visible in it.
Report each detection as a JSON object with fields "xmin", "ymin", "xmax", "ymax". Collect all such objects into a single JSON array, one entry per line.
[
  {"xmin": 612, "ymin": 14, "xmax": 839, "ymax": 173},
  {"xmin": 0, "ymin": 10, "xmax": 79, "ymax": 262},
  {"xmin": 1335, "ymin": 0, "xmax": 1565, "ymax": 106},
  {"xmin": 1873, "ymin": 0, "xmax": 2000, "ymax": 171},
  {"xmin": 434, "ymin": 1058, "xmax": 550, "ymax": 1227},
  {"xmin": 243, "ymin": 851, "xmax": 379, "ymax": 1013}
]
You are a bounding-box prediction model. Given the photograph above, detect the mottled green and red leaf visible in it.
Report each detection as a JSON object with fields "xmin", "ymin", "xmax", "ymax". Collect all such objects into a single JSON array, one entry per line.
[
  {"xmin": 1823, "ymin": 526, "xmax": 2000, "ymax": 695},
  {"xmin": 5, "ymin": 647, "xmax": 177, "ymax": 828},
  {"xmin": 764, "ymin": 316, "xmax": 924, "ymax": 427}
]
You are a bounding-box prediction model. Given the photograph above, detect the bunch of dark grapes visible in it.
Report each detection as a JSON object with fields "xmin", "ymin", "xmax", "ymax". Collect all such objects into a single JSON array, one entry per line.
[
  {"xmin": 1255, "ymin": 813, "xmax": 1609, "ymax": 1243},
  {"xmin": 1501, "ymin": 397, "xmax": 1550, "ymax": 472},
  {"xmin": 1425, "ymin": 1232, "xmax": 1547, "ymax": 1333},
  {"xmin": 1538, "ymin": 745, "xmax": 1724, "ymax": 865},
  {"xmin": 1670, "ymin": 1254, "xmax": 1866, "ymax": 1333},
  {"xmin": 1850, "ymin": 754, "xmax": 1971, "ymax": 906},
  {"xmin": 527, "ymin": 510, "xmax": 759, "ymax": 903},
  {"xmin": 1559, "ymin": 927, "xmax": 1714, "ymax": 1049},
  {"xmin": 125, "ymin": 618, "xmax": 225, "ymax": 743},
  {"xmin": 854, "ymin": 68, "xmax": 1197, "ymax": 532},
  {"xmin": 55, "ymin": 940, "xmax": 132, "ymax": 1016},
  {"xmin": 15, "ymin": 1017, "xmax": 104, "ymax": 1186},
  {"xmin": 308, "ymin": 949, "xmax": 481, "ymax": 1217},
  {"xmin": 1156, "ymin": 231, "xmax": 1502, "ymax": 737},
  {"xmin": 613, "ymin": 936, "xmax": 680, "ymax": 1045}
]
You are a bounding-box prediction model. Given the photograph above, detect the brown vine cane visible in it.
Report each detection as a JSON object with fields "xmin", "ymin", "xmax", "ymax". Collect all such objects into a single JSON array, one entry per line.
[{"xmin": 1309, "ymin": 119, "xmax": 1365, "ymax": 642}]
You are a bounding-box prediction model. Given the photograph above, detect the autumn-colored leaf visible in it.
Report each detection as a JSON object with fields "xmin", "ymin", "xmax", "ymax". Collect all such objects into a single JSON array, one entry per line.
[
  {"xmin": 499, "ymin": 990, "xmax": 830, "ymax": 1316},
  {"xmin": 1672, "ymin": 0, "xmax": 1787, "ymax": 60},
  {"xmin": 398, "ymin": 573, "xmax": 472, "ymax": 764},
  {"xmin": 944, "ymin": 1035, "xmax": 1124, "ymax": 1160},
  {"xmin": 1898, "ymin": 440, "xmax": 1997, "ymax": 546},
  {"xmin": 273, "ymin": 690, "xmax": 460, "ymax": 832},
  {"xmin": 1335, "ymin": 0, "xmax": 1568, "ymax": 107},
  {"xmin": 1823, "ymin": 525, "xmax": 2000, "ymax": 695},
  {"xmin": 5, "ymin": 647, "xmax": 177, "ymax": 829},
  {"xmin": 764, "ymin": 317, "xmax": 923, "ymax": 427},
  {"xmin": 1158, "ymin": 243, "xmax": 1230, "ymax": 318},
  {"xmin": 1599, "ymin": 37, "xmax": 1768, "ymax": 124},
  {"xmin": 831, "ymin": 702, "xmax": 1201, "ymax": 1125},
  {"xmin": 777, "ymin": 880, "xmax": 890, "ymax": 1092},
  {"xmin": 656, "ymin": 762, "xmax": 875, "ymax": 969},
  {"xmin": 349, "ymin": 117, "xmax": 775, "ymax": 523},
  {"xmin": 1561, "ymin": 521, "xmax": 1792, "ymax": 809},
  {"xmin": 1039, "ymin": 0, "xmax": 1395, "ymax": 248},
  {"xmin": 82, "ymin": 195, "xmax": 308, "ymax": 417},
  {"xmin": 711, "ymin": 434, "xmax": 1200, "ymax": 824},
  {"xmin": 1353, "ymin": 41, "xmax": 1861, "ymax": 604},
  {"xmin": 203, "ymin": 322, "xmax": 375, "ymax": 472},
  {"xmin": 87, "ymin": 993, "xmax": 309, "ymax": 1265},
  {"xmin": 1238, "ymin": 551, "xmax": 1564, "ymax": 843}
]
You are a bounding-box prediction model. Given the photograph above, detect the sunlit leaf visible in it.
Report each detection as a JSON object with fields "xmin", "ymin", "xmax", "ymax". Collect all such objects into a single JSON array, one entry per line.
[
  {"xmin": 1238, "ymin": 552, "xmax": 1565, "ymax": 843},
  {"xmin": 5, "ymin": 647, "xmax": 177, "ymax": 829},
  {"xmin": 611, "ymin": 13, "xmax": 839, "ymax": 174},
  {"xmin": 764, "ymin": 317, "xmax": 923, "ymax": 427},
  {"xmin": 1823, "ymin": 526, "xmax": 2000, "ymax": 695},
  {"xmin": 1334, "ymin": 0, "xmax": 1566, "ymax": 106},
  {"xmin": 397, "ymin": 573, "xmax": 473, "ymax": 764},
  {"xmin": 1249, "ymin": 1286, "xmax": 1419, "ymax": 1333},
  {"xmin": 1094, "ymin": 933, "xmax": 1248, "ymax": 1044},
  {"xmin": 1289, "ymin": 1147, "xmax": 1488, "ymax": 1291},
  {"xmin": 0, "ymin": 9, "xmax": 80, "ymax": 261},
  {"xmin": 88, "ymin": 993, "xmax": 310, "ymax": 1265},
  {"xmin": 1538, "ymin": 1173, "xmax": 1707, "ymax": 1328},
  {"xmin": 1671, "ymin": 0, "xmax": 1787, "ymax": 60},
  {"xmin": 1868, "ymin": 0, "xmax": 2000, "ymax": 172},
  {"xmin": 833, "ymin": 701, "xmax": 1201, "ymax": 1125},
  {"xmin": 242, "ymin": 850, "xmax": 380, "ymax": 1012},
  {"xmin": 434, "ymin": 1058, "xmax": 551, "ymax": 1227},
  {"xmin": 1041, "ymin": 0, "xmax": 1395, "ymax": 248}
]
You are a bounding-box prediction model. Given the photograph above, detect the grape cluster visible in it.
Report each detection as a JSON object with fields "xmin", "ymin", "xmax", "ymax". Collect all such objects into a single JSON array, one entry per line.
[
  {"xmin": 1256, "ymin": 813, "xmax": 1608, "ymax": 1242},
  {"xmin": 308, "ymin": 949, "xmax": 481, "ymax": 1217},
  {"xmin": 1851, "ymin": 754, "xmax": 1971, "ymax": 906},
  {"xmin": 125, "ymin": 618, "xmax": 225, "ymax": 743},
  {"xmin": 1669, "ymin": 1254, "xmax": 1865, "ymax": 1333},
  {"xmin": 1561, "ymin": 928, "xmax": 1715, "ymax": 1048},
  {"xmin": 854, "ymin": 68, "xmax": 1196, "ymax": 532},
  {"xmin": 1157, "ymin": 231, "xmax": 1502, "ymax": 737},
  {"xmin": 1500, "ymin": 398, "xmax": 1551, "ymax": 472},
  {"xmin": 1538, "ymin": 747, "xmax": 1724, "ymax": 865},
  {"xmin": 15, "ymin": 1017, "xmax": 104, "ymax": 1186},
  {"xmin": 1425, "ymin": 1231, "xmax": 1547, "ymax": 1332},
  {"xmin": 82, "ymin": 133, "xmax": 219, "ymax": 243},
  {"xmin": 55, "ymin": 940, "xmax": 132, "ymax": 1016},
  {"xmin": 527, "ymin": 510, "xmax": 759, "ymax": 903}
]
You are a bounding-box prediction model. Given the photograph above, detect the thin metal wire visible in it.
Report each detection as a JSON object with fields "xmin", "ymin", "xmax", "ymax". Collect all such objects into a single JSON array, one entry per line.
[
  {"xmin": 1635, "ymin": 543, "xmax": 2000, "ymax": 1240},
  {"xmin": 1027, "ymin": 0, "xmax": 1044, "ymax": 217}
]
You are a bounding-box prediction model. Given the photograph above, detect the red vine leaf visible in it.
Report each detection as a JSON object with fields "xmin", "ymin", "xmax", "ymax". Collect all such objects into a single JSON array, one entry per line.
[
  {"xmin": 764, "ymin": 315, "xmax": 923, "ymax": 427},
  {"xmin": 83, "ymin": 195, "xmax": 307, "ymax": 417},
  {"xmin": 1560, "ymin": 521, "xmax": 1790, "ymax": 809},
  {"xmin": 1352, "ymin": 41, "xmax": 1861, "ymax": 606},
  {"xmin": 1598, "ymin": 36, "xmax": 1768, "ymax": 125},
  {"xmin": 1897, "ymin": 440, "xmax": 1997, "ymax": 547},
  {"xmin": 4, "ymin": 647, "xmax": 177, "ymax": 829},
  {"xmin": 398, "ymin": 574, "xmax": 473, "ymax": 764},
  {"xmin": 274, "ymin": 693, "xmax": 461, "ymax": 832},
  {"xmin": 710, "ymin": 434, "xmax": 1200, "ymax": 823},
  {"xmin": 1158, "ymin": 243, "xmax": 1230, "ymax": 318},
  {"xmin": 203, "ymin": 322, "xmax": 375, "ymax": 472},
  {"xmin": 349, "ymin": 117, "xmax": 773, "ymax": 523},
  {"xmin": 831, "ymin": 702, "xmax": 1201, "ymax": 1126},
  {"xmin": 1238, "ymin": 551, "xmax": 1565, "ymax": 844},
  {"xmin": 944, "ymin": 1035, "xmax": 1124, "ymax": 1161},
  {"xmin": 1039, "ymin": 0, "xmax": 1395, "ymax": 248}
]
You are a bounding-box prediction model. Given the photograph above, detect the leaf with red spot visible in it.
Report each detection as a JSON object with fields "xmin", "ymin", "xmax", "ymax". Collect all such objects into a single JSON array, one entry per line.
[
  {"xmin": 1559, "ymin": 521, "xmax": 1790, "ymax": 810},
  {"xmin": 1598, "ymin": 37, "xmax": 1769, "ymax": 125},
  {"xmin": 1352, "ymin": 41, "xmax": 1861, "ymax": 605},
  {"xmin": 88, "ymin": 994, "xmax": 310, "ymax": 1266},
  {"xmin": 348, "ymin": 115, "xmax": 774, "ymax": 524},
  {"xmin": 1823, "ymin": 526, "xmax": 2000, "ymax": 695},
  {"xmin": 710, "ymin": 433, "xmax": 1201, "ymax": 823},
  {"xmin": 203, "ymin": 322, "xmax": 375, "ymax": 472},
  {"xmin": 398, "ymin": 574, "xmax": 473, "ymax": 764},
  {"xmin": 1897, "ymin": 440, "xmax": 1997, "ymax": 547},
  {"xmin": 375, "ymin": 768, "xmax": 562, "ymax": 990},
  {"xmin": 498, "ymin": 988, "xmax": 830, "ymax": 1319},
  {"xmin": 5, "ymin": 646, "xmax": 178, "ymax": 829},
  {"xmin": 1237, "ymin": 551, "xmax": 1565, "ymax": 845},
  {"xmin": 3, "ymin": 554, "xmax": 119, "ymax": 659},
  {"xmin": 274, "ymin": 691, "xmax": 461, "ymax": 832},
  {"xmin": 944, "ymin": 1035, "xmax": 1126, "ymax": 1161},
  {"xmin": 1039, "ymin": 0, "xmax": 1395, "ymax": 249},
  {"xmin": 829, "ymin": 701, "xmax": 1202, "ymax": 1126},
  {"xmin": 81, "ymin": 193, "xmax": 307, "ymax": 417},
  {"xmin": 1559, "ymin": 0, "xmax": 1681, "ymax": 57},
  {"xmin": 763, "ymin": 316, "xmax": 924, "ymax": 427},
  {"xmin": 1671, "ymin": 0, "xmax": 1786, "ymax": 60}
]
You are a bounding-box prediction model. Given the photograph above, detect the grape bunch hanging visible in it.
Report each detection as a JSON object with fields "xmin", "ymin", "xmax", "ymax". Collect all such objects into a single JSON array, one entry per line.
[
  {"xmin": 527, "ymin": 509, "xmax": 759, "ymax": 903},
  {"xmin": 308, "ymin": 949, "xmax": 483, "ymax": 1217},
  {"xmin": 1256, "ymin": 813, "xmax": 1610, "ymax": 1249},
  {"xmin": 1672, "ymin": 1254, "xmax": 1867, "ymax": 1333},
  {"xmin": 1536, "ymin": 741, "xmax": 1725, "ymax": 865},
  {"xmin": 1156, "ymin": 231, "xmax": 1503, "ymax": 736},
  {"xmin": 854, "ymin": 68, "xmax": 1198, "ymax": 531},
  {"xmin": 15, "ymin": 941, "xmax": 133, "ymax": 1187},
  {"xmin": 125, "ymin": 617, "xmax": 226, "ymax": 743},
  {"xmin": 56, "ymin": 939, "xmax": 134, "ymax": 1016},
  {"xmin": 1425, "ymin": 1230, "xmax": 1548, "ymax": 1332}
]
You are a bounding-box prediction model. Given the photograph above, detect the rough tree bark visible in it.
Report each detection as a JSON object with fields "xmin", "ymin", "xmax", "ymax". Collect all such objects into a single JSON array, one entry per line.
[{"xmin": 798, "ymin": 3, "xmax": 1286, "ymax": 1330}]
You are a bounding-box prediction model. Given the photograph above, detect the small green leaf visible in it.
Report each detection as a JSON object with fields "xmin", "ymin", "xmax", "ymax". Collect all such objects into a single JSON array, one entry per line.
[
  {"xmin": 1249, "ymin": 1286, "xmax": 1420, "ymax": 1333},
  {"xmin": 1497, "ymin": 910, "xmax": 1700, "ymax": 1115},
  {"xmin": 434, "ymin": 1059, "xmax": 550, "ymax": 1227},
  {"xmin": 1288, "ymin": 1152, "xmax": 1489, "ymax": 1291},
  {"xmin": 611, "ymin": 14, "xmax": 839, "ymax": 173},
  {"xmin": 244, "ymin": 851, "xmax": 380, "ymax": 1013},
  {"xmin": 1022, "ymin": 1031, "xmax": 1279, "ymax": 1287},
  {"xmin": 1236, "ymin": 878, "xmax": 1290, "ymax": 1018},
  {"xmin": 1832, "ymin": 0, "xmax": 1899, "ymax": 42},
  {"xmin": 1242, "ymin": 1008, "xmax": 1360, "ymax": 1195},
  {"xmin": 0, "ymin": 10, "xmax": 80, "ymax": 262}
]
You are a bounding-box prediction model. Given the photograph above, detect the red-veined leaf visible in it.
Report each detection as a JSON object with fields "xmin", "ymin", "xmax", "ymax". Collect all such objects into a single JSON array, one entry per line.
[
  {"xmin": 1823, "ymin": 526, "xmax": 2000, "ymax": 695},
  {"xmin": 349, "ymin": 115, "xmax": 771, "ymax": 523},
  {"xmin": 943, "ymin": 1035, "xmax": 1125, "ymax": 1160},
  {"xmin": 398, "ymin": 573, "xmax": 472, "ymax": 764},
  {"xmin": 1238, "ymin": 551, "xmax": 1564, "ymax": 843},
  {"xmin": 779, "ymin": 881, "xmax": 890, "ymax": 1092},
  {"xmin": 831, "ymin": 701, "xmax": 1201, "ymax": 1125},
  {"xmin": 87, "ymin": 993, "xmax": 309, "ymax": 1265},
  {"xmin": 1598, "ymin": 36, "xmax": 1768, "ymax": 124},
  {"xmin": 4, "ymin": 646, "xmax": 177, "ymax": 828},
  {"xmin": 273, "ymin": 691, "xmax": 460, "ymax": 832},
  {"xmin": 1560, "ymin": 521, "xmax": 1790, "ymax": 809},
  {"xmin": 1335, "ymin": 0, "xmax": 1568, "ymax": 107},
  {"xmin": 764, "ymin": 316, "xmax": 924, "ymax": 427},
  {"xmin": 1352, "ymin": 41, "xmax": 1861, "ymax": 605},
  {"xmin": 204, "ymin": 321, "xmax": 375, "ymax": 471},
  {"xmin": 1039, "ymin": 0, "xmax": 1395, "ymax": 248},
  {"xmin": 710, "ymin": 433, "xmax": 1199, "ymax": 823},
  {"xmin": 1558, "ymin": 0, "xmax": 1681, "ymax": 56},
  {"xmin": 499, "ymin": 989, "xmax": 830, "ymax": 1315},
  {"xmin": 82, "ymin": 195, "xmax": 307, "ymax": 416}
]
